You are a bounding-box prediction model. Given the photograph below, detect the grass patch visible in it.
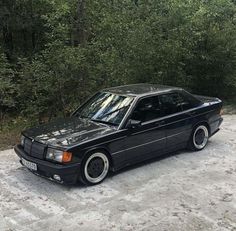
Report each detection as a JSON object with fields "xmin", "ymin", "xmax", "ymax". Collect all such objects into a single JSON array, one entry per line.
[{"xmin": 0, "ymin": 129, "xmax": 21, "ymax": 150}]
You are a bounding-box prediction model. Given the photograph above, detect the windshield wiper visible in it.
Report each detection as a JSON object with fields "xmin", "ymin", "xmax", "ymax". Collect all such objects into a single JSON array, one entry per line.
[
  {"xmin": 90, "ymin": 106, "xmax": 130, "ymax": 126},
  {"xmin": 91, "ymin": 119, "xmax": 117, "ymax": 126},
  {"xmin": 98, "ymin": 105, "xmax": 129, "ymax": 119}
]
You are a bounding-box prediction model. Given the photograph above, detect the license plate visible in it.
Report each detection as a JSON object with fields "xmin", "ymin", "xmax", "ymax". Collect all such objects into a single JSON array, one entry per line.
[{"xmin": 21, "ymin": 158, "xmax": 37, "ymax": 171}]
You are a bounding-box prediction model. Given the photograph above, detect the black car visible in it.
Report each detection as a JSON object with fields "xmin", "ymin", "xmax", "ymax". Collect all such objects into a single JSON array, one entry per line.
[{"xmin": 14, "ymin": 84, "xmax": 223, "ymax": 185}]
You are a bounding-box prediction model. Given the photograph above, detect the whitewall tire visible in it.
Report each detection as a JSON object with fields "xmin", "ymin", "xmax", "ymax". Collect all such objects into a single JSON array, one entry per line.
[
  {"xmin": 190, "ymin": 124, "xmax": 209, "ymax": 151},
  {"xmin": 80, "ymin": 152, "xmax": 110, "ymax": 185}
]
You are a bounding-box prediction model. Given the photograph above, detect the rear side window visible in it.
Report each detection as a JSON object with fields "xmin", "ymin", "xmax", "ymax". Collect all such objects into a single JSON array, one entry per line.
[
  {"xmin": 131, "ymin": 95, "xmax": 161, "ymax": 122},
  {"xmin": 179, "ymin": 91, "xmax": 202, "ymax": 110},
  {"xmin": 159, "ymin": 93, "xmax": 183, "ymax": 116},
  {"xmin": 159, "ymin": 91, "xmax": 202, "ymax": 116}
]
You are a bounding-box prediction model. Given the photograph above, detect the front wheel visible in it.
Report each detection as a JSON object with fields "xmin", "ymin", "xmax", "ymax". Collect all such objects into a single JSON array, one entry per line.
[
  {"xmin": 189, "ymin": 124, "xmax": 209, "ymax": 151},
  {"xmin": 80, "ymin": 152, "xmax": 110, "ymax": 185}
]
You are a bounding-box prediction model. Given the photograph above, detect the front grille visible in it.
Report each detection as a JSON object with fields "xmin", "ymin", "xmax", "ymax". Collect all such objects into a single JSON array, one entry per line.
[
  {"xmin": 31, "ymin": 141, "xmax": 46, "ymax": 159},
  {"xmin": 23, "ymin": 137, "xmax": 46, "ymax": 159}
]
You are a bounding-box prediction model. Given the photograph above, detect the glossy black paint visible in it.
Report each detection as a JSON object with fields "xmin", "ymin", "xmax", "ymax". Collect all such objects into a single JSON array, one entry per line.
[
  {"xmin": 23, "ymin": 116, "xmax": 116, "ymax": 148},
  {"xmin": 15, "ymin": 84, "xmax": 223, "ymax": 184}
]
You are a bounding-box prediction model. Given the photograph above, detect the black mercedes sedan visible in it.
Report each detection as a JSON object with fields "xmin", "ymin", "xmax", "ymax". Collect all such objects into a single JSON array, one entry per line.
[{"xmin": 14, "ymin": 84, "xmax": 223, "ymax": 185}]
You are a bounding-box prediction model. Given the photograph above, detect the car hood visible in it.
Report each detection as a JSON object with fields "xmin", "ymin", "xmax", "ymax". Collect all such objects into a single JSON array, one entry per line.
[{"xmin": 22, "ymin": 117, "xmax": 116, "ymax": 147}]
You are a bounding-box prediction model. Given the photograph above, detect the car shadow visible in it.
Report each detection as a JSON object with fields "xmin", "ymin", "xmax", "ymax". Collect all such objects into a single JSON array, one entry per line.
[
  {"xmin": 108, "ymin": 140, "xmax": 214, "ymax": 178},
  {"xmin": 45, "ymin": 149, "xmax": 187, "ymax": 189},
  {"xmin": 109, "ymin": 149, "xmax": 187, "ymax": 178},
  {"xmin": 15, "ymin": 141, "xmax": 213, "ymax": 190},
  {"xmin": 56, "ymin": 142, "xmax": 214, "ymax": 188}
]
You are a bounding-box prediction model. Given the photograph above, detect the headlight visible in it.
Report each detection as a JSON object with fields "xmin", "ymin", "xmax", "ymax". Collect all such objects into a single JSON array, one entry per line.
[
  {"xmin": 21, "ymin": 136, "xmax": 25, "ymax": 147},
  {"xmin": 46, "ymin": 148, "xmax": 72, "ymax": 163}
]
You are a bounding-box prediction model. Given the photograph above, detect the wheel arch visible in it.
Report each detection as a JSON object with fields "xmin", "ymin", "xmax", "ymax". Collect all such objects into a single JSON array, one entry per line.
[
  {"xmin": 83, "ymin": 146, "xmax": 114, "ymax": 170},
  {"xmin": 192, "ymin": 120, "xmax": 211, "ymax": 135}
]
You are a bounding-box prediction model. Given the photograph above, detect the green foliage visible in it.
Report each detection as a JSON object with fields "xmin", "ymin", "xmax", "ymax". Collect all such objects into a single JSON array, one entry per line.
[
  {"xmin": 0, "ymin": 50, "xmax": 15, "ymax": 118},
  {"xmin": 19, "ymin": 46, "xmax": 96, "ymax": 120},
  {"xmin": 0, "ymin": 0, "xmax": 236, "ymax": 123}
]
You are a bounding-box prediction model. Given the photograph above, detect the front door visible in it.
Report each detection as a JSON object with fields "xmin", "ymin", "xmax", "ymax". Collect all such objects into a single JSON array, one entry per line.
[{"xmin": 118, "ymin": 95, "xmax": 166, "ymax": 165}]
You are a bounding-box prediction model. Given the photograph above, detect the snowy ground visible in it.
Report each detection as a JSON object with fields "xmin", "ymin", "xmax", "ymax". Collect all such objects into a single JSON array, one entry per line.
[{"xmin": 0, "ymin": 115, "xmax": 236, "ymax": 231}]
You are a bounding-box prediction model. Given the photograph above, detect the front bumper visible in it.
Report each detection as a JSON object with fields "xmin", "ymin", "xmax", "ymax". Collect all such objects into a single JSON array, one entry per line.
[{"xmin": 14, "ymin": 144, "xmax": 80, "ymax": 184}]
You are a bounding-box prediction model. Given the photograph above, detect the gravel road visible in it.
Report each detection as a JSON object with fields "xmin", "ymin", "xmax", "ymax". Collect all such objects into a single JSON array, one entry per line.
[{"xmin": 0, "ymin": 115, "xmax": 236, "ymax": 231}]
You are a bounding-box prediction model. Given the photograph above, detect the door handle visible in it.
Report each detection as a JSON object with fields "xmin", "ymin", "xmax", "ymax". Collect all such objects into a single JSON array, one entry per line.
[
  {"xmin": 188, "ymin": 111, "xmax": 196, "ymax": 116},
  {"xmin": 155, "ymin": 121, "xmax": 165, "ymax": 127}
]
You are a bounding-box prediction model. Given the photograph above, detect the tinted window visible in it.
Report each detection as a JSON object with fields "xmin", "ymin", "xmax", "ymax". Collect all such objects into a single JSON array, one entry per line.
[
  {"xmin": 180, "ymin": 91, "xmax": 202, "ymax": 110},
  {"xmin": 159, "ymin": 93, "xmax": 183, "ymax": 116},
  {"xmin": 159, "ymin": 91, "xmax": 202, "ymax": 116},
  {"xmin": 131, "ymin": 96, "xmax": 161, "ymax": 122}
]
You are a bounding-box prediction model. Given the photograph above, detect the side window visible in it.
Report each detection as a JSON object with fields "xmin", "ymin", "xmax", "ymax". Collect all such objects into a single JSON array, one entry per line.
[
  {"xmin": 179, "ymin": 91, "xmax": 202, "ymax": 110},
  {"xmin": 159, "ymin": 93, "xmax": 183, "ymax": 116},
  {"xmin": 130, "ymin": 96, "xmax": 161, "ymax": 123}
]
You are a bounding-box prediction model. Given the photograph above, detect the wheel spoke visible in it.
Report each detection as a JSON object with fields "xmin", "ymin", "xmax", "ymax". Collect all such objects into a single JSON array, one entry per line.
[
  {"xmin": 84, "ymin": 153, "xmax": 109, "ymax": 184},
  {"xmin": 193, "ymin": 125, "xmax": 209, "ymax": 149}
]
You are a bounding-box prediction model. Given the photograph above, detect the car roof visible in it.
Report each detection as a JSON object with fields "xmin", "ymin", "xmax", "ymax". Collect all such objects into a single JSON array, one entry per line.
[{"xmin": 104, "ymin": 83, "xmax": 182, "ymax": 97}]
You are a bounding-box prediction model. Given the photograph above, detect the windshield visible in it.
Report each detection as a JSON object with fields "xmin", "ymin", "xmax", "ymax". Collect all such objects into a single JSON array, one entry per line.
[{"xmin": 75, "ymin": 92, "xmax": 134, "ymax": 126}]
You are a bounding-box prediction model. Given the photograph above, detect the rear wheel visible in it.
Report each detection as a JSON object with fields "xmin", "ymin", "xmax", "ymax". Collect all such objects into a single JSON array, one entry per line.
[
  {"xmin": 80, "ymin": 152, "xmax": 110, "ymax": 185},
  {"xmin": 189, "ymin": 124, "xmax": 209, "ymax": 151}
]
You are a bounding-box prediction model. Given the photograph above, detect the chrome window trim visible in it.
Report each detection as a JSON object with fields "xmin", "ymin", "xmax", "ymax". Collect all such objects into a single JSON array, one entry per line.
[
  {"xmin": 118, "ymin": 92, "xmax": 163, "ymax": 130},
  {"xmin": 118, "ymin": 96, "xmax": 139, "ymax": 130},
  {"xmin": 118, "ymin": 90, "xmax": 210, "ymax": 130}
]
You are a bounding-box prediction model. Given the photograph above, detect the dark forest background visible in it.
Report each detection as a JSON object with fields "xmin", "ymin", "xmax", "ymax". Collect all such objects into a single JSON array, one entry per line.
[{"xmin": 0, "ymin": 0, "xmax": 236, "ymax": 148}]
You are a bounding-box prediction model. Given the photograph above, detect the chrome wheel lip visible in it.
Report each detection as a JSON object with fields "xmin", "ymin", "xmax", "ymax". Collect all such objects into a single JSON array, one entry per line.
[
  {"xmin": 84, "ymin": 153, "xmax": 109, "ymax": 184},
  {"xmin": 193, "ymin": 125, "xmax": 209, "ymax": 149}
]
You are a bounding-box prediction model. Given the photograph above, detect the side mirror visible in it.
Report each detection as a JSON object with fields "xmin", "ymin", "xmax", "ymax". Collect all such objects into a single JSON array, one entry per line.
[{"xmin": 126, "ymin": 119, "xmax": 142, "ymax": 129}]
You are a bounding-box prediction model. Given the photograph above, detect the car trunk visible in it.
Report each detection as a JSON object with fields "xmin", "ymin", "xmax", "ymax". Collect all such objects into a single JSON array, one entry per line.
[{"xmin": 194, "ymin": 94, "xmax": 222, "ymax": 104}]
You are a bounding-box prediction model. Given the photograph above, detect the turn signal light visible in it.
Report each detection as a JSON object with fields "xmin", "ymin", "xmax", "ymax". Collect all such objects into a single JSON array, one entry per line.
[{"xmin": 62, "ymin": 152, "xmax": 72, "ymax": 163}]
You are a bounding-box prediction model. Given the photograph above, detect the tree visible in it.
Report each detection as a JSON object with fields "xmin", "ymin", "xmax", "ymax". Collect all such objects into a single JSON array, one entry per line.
[
  {"xmin": 0, "ymin": 0, "xmax": 236, "ymax": 126},
  {"xmin": 0, "ymin": 50, "xmax": 15, "ymax": 126}
]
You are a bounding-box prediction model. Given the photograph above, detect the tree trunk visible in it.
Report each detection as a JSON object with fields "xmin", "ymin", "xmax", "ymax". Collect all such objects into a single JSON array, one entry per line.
[
  {"xmin": 2, "ymin": 25, "xmax": 13, "ymax": 59},
  {"xmin": 75, "ymin": 0, "xmax": 86, "ymax": 46},
  {"xmin": 30, "ymin": 0, "xmax": 36, "ymax": 55}
]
